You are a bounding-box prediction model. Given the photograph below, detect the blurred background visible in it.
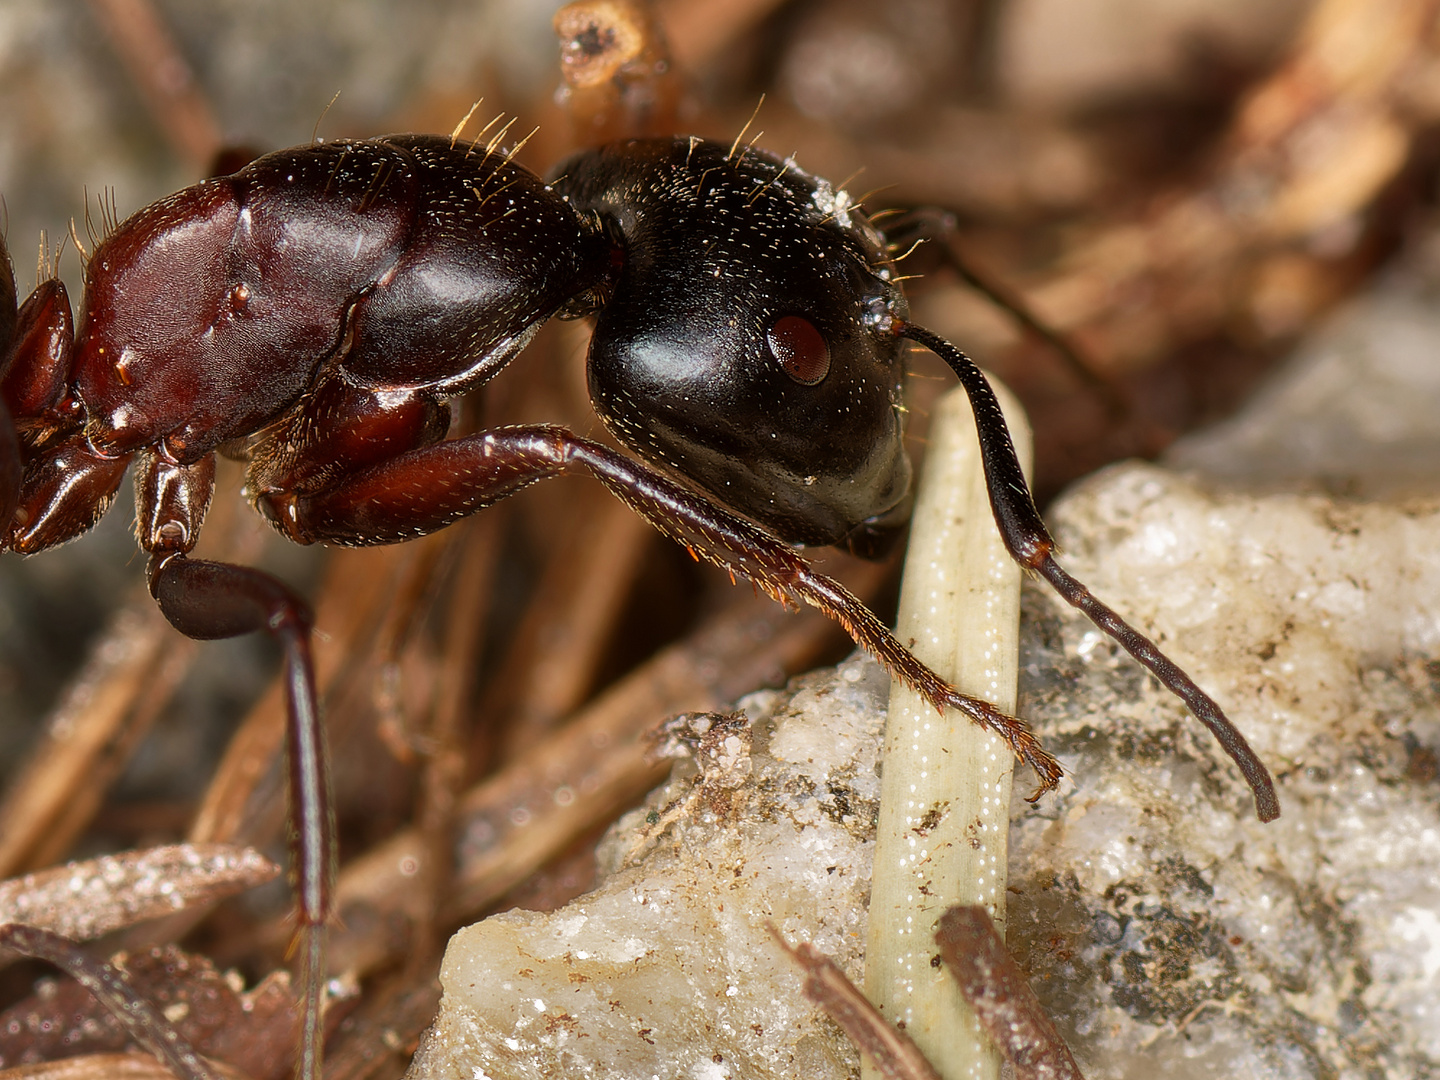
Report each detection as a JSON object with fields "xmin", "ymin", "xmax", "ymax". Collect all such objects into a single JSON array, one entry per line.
[{"xmin": 2, "ymin": 0, "xmax": 1437, "ymax": 1075}]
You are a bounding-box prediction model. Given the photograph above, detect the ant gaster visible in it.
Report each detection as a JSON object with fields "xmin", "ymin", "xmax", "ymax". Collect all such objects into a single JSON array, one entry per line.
[{"xmin": 0, "ymin": 129, "xmax": 1279, "ymax": 1078}]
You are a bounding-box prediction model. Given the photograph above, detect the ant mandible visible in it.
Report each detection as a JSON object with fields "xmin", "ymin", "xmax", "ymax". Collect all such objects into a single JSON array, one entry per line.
[{"xmin": 0, "ymin": 125, "xmax": 1279, "ymax": 1078}]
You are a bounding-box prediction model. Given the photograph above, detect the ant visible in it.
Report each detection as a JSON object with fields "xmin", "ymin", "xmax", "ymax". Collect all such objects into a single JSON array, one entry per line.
[{"xmin": 0, "ymin": 124, "xmax": 1279, "ymax": 1079}]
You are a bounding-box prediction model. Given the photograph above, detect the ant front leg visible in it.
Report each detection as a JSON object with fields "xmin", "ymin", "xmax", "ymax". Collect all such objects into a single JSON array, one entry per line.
[
  {"xmin": 899, "ymin": 322, "xmax": 1281, "ymax": 822},
  {"xmin": 257, "ymin": 424, "xmax": 1063, "ymax": 791},
  {"xmin": 134, "ymin": 451, "xmax": 333, "ymax": 1079}
]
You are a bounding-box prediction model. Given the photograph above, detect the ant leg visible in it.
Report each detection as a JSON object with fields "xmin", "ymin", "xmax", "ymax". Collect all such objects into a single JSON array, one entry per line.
[
  {"xmin": 2, "ymin": 278, "xmax": 79, "ymax": 447},
  {"xmin": 1, "ymin": 277, "xmax": 103, "ymax": 552},
  {"xmin": 136, "ymin": 451, "xmax": 332, "ymax": 1080},
  {"xmin": 260, "ymin": 425, "xmax": 1063, "ymax": 792},
  {"xmin": 899, "ymin": 321, "xmax": 1280, "ymax": 822},
  {"xmin": 4, "ymin": 432, "xmax": 131, "ymax": 552}
]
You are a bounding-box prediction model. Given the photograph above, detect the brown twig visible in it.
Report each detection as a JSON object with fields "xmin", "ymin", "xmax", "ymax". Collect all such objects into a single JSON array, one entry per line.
[
  {"xmin": 407, "ymin": 515, "xmax": 501, "ymax": 978},
  {"xmin": 0, "ymin": 1054, "xmax": 234, "ymax": 1080},
  {"xmin": 769, "ymin": 927, "xmax": 942, "ymax": 1080},
  {"xmin": 658, "ymin": 0, "xmax": 790, "ymax": 73},
  {"xmin": 1027, "ymin": 0, "xmax": 1440, "ymax": 371},
  {"xmin": 554, "ymin": 0, "xmax": 680, "ymax": 141},
  {"xmin": 81, "ymin": 0, "xmax": 223, "ymax": 172},
  {"xmin": 935, "ymin": 907, "xmax": 1085, "ymax": 1080},
  {"xmin": 187, "ymin": 542, "xmax": 417, "ymax": 851},
  {"xmin": 0, "ymin": 845, "xmax": 277, "ymax": 946},
  {"xmin": 0, "ymin": 606, "xmax": 183, "ymax": 877},
  {"xmin": 0, "ymin": 926, "xmax": 228, "ymax": 1080},
  {"xmin": 0, "ymin": 462, "xmax": 256, "ymax": 878},
  {"xmin": 275, "ymin": 562, "xmax": 885, "ymax": 979},
  {"xmin": 317, "ymin": 976, "xmax": 442, "ymax": 1080},
  {"xmin": 485, "ymin": 494, "xmax": 655, "ymax": 761}
]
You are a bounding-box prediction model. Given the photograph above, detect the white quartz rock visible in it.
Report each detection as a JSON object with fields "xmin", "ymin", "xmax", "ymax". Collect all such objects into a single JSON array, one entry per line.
[
  {"xmin": 1166, "ymin": 283, "xmax": 1440, "ymax": 495},
  {"xmin": 408, "ymin": 466, "xmax": 1440, "ymax": 1079},
  {"xmin": 407, "ymin": 654, "xmax": 891, "ymax": 1080},
  {"xmin": 1010, "ymin": 464, "xmax": 1440, "ymax": 1078}
]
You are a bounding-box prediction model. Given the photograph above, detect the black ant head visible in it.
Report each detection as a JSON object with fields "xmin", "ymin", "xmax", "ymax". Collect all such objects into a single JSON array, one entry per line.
[{"xmin": 555, "ymin": 137, "xmax": 912, "ymax": 556}]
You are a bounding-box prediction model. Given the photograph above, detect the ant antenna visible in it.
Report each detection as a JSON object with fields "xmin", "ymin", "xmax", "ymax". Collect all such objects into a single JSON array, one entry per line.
[
  {"xmin": 894, "ymin": 209, "xmax": 1129, "ymax": 421},
  {"xmin": 898, "ymin": 320, "xmax": 1280, "ymax": 823}
]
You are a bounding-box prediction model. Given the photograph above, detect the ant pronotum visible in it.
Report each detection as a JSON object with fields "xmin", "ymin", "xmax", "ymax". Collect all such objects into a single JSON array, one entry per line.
[{"xmin": 0, "ymin": 119, "xmax": 1279, "ymax": 1078}]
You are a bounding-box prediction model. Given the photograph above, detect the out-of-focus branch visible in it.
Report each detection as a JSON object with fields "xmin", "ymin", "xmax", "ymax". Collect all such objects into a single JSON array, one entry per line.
[
  {"xmin": 1030, "ymin": 0, "xmax": 1440, "ymax": 370},
  {"xmin": 83, "ymin": 0, "xmax": 223, "ymax": 172}
]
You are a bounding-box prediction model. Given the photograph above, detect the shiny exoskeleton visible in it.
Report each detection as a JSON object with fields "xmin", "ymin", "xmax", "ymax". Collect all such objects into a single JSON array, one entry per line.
[{"xmin": 0, "ymin": 132, "xmax": 1279, "ymax": 1078}]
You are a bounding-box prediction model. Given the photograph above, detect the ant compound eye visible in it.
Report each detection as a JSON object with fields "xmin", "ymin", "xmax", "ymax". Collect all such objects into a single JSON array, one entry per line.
[{"xmin": 768, "ymin": 315, "xmax": 831, "ymax": 386}]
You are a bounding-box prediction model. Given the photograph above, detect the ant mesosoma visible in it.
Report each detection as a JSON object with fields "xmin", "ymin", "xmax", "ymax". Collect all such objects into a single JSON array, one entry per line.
[{"xmin": 0, "ymin": 128, "xmax": 1278, "ymax": 1078}]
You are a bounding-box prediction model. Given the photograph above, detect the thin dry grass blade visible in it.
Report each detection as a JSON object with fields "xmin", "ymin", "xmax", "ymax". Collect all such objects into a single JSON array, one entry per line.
[
  {"xmin": 0, "ymin": 1053, "xmax": 250, "ymax": 1080},
  {"xmin": 0, "ymin": 844, "xmax": 278, "ymax": 944}
]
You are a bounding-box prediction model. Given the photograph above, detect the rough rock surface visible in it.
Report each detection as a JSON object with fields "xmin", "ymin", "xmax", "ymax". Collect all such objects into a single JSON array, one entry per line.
[
  {"xmin": 408, "ymin": 656, "xmax": 890, "ymax": 1080},
  {"xmin": 1010, "ymin": 466, "xmax": 1440, "ymax": 1079},
  {"xmin": 408, "ymin": 465, "xmax": 1440, "ymax": 1079}
]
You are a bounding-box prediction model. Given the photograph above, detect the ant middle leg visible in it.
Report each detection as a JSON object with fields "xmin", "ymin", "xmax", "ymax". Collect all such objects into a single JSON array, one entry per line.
[{"xmin": 135, "ymin": 450, "xmax": 333, "ymax": 1079}]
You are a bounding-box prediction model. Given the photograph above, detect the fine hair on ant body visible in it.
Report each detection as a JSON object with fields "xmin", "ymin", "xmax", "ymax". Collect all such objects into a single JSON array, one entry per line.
[{"xmin": 0, "ymin": 118, "xmax": 1279, "ymax": 1078}]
